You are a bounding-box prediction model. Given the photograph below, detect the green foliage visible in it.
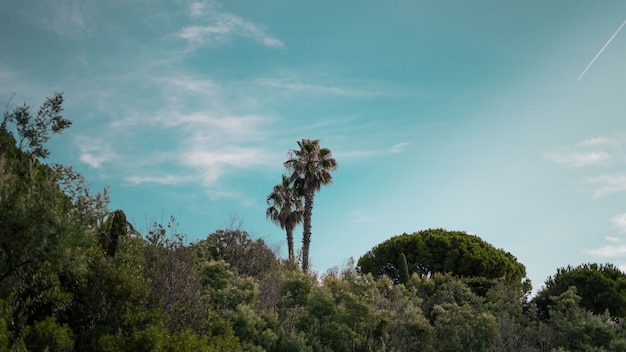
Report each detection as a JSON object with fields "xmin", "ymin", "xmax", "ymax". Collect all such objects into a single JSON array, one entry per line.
[
  {"xmin": 0, "ymin": 132, "xmax": 87, "ymax": 286},
  {"xmin": 2, "ymin": 92, "xmax": 71, "ymax": 159},
  {"xmin": 23, "ymin": 316, "xmax": 74, "ymax": 352},
  {"xmin": 193, "ymin": 229, "xmax": 278, "ymax": 279},
  {"xmin": 357, "ymin": 229, "xmax": 528, "ymax": 290},
  {"xmin": 201, "ymin": 260, "xmax": 258, "ymax": 311},
  {"xmin": 547, "ymin": 286, "xmax": 620, "ymax": 351},
  {"xmin": 431, "ymin": 303, "xmax": 496, "ymax": 352},
  {"xmin": 0, "ymin": 299, "xmax": 12, "ymax": 352},
  {"xmin": 52, "ymin": 164, "xmax": 109, "ymax": 229},
  {"xmin": 0, "ymin": 99, "xmax": 99, "ymax": 348},
  {"xmin": 168, "ymin": 329, "xmax": 241, "ymax": 352},
  {"xmin": 142, "ymin": 219, "xmax": 208, "ymax": 334},
  {"xmin": 534, "ymin": 263, "xmax": 626, "ymax": 320}
]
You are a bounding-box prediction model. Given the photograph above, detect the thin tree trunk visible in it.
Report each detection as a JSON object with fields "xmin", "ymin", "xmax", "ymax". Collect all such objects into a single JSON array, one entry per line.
[
  {"xmin": 286, "ymin": 224, "xmax": 295, "ymax": 263},
  {"xmin": 301, "ymin": 192, "xmax": 314, "ymax": 271}
]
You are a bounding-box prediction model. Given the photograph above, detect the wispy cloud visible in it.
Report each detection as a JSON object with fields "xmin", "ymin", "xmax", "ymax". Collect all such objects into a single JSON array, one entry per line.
[
  {"xmin": 337, "ymin": 142, "xmax": 411, "ymax": 160},
  {"xmin": 612, "ymin": 213, "xmax": 626, "ymax": 233},
  {"xmin": 65, "ymin": 57, "xmax": 280, "ymax": 200},
  {"xmin": 165, "ymin": 112, "xmax": 265, "ymax": 132},
  {"xmin": 23, "ymin": 0, "xmax": 96, "ymax": 38},
  {"xmin": 587, "ymin": 244, "xmax": 626, "ymax": 257},
  {"xmin": 546, "ymin": 151, "xmax": 610, "ymax": 167},
  {"xmin": 160, "ymin": 77, "xmax": 221, "ymax": 95},
  {"xmin": 348, "ymin": 209, "xmax": 371, "ymax": 223},
  {"xmin": 76, "ymin": 137, "xmax": 117, "ymax": 169},
  {"xmin": 189, "ymin": 1, "xmax": 212, "ymax": 18},
  {"xmin": 547, "ymin": 136, "xmax": 621, "ymax": 167},
  {"xmin": 178, "ymin": 1, "xmax": 284, "ymax": 49},
  {"xmin": 98, "ymin": 105, "xmax": 277, "ymax": 195},
  {"xmin": 182, "ymin": 146, "xmax": 269, "ymax": 186},
  {"xmin": 576, "ymin": 137, "xmax": 615, "ymax": 147},
  {"xmin": 126, "ymin": 174, "xmax": 194, "ymax": 186},
  {"xmin": 585, "ymin": 174, "xmax": 626, "ymax": 198},
  {"xmin": 256, "ymin": 77, "xmax": 379, "ymax": 98},
  {"xmin": 390, "ymin": 142, "xmax": 410, "ymax": 153}
]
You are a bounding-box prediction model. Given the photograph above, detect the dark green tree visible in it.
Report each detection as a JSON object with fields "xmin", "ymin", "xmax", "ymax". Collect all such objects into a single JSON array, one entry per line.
[
  {"xmin": 398, "ymin": 253, "xmax": 410, "ymax": 285},
  {"xmin": 0, "ymin": 93, "xmax": 106, "ymax": 349},
  {"xmin": 357, "ymin": 229, "xmax": 528, "ymax": 290},
  {"xmin": 266, "ymin": 175, "xmax": 303, "ymax": 264},
  {"xmin": 99, "ymin": 209, "xmax": 139, "ymax": 257},
  {"xmin": 193, "ymin": 229, "xmax": 278, "ymax": 279},
  {"xmin": 533, "ymin": 263, "xmax": 626, "ymax": 320},
  {"xmin": 284, "ymin": 138, "xmax": 337, "ymax": 271}
]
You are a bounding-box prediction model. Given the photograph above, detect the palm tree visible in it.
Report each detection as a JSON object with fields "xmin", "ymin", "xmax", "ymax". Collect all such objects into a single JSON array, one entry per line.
[
  {"xmin": 99, "ymin": 209, "xmax": 140, "ymax": 257},
  {"xmin": 266, "ymin": 175, "xmax": 303, "ymax": 264},
  {"xmin": 284, "ymin": 139, "xmax": 337, "ymax": 271}
]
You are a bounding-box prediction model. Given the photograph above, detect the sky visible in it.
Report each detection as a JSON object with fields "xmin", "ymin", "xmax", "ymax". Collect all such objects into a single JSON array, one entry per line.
[{"xmin": 2, "ymin": 0, "xmax": 626, "ymax": 293}]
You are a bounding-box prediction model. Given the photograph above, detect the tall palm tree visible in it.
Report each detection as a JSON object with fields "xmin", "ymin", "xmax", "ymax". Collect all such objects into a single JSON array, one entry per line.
[
  {"xmin": 266, "ymin": 175, "xmax": 303, "ymax": 264},
  {"xmin": 284, "ymin": 139, "xmax": 337, "ymax": 271}
]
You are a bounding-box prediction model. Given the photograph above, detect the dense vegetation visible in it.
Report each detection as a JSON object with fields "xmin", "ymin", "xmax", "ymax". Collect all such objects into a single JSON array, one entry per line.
[{"xmin": 1, "ymin": 94, "xmax": 626, "ymax": 351}]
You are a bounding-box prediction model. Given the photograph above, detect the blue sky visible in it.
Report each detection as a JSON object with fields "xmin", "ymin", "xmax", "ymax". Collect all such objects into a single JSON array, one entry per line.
[{"xmin": 3, "ymin": 0, "xmax": 626, "ymax": 292}]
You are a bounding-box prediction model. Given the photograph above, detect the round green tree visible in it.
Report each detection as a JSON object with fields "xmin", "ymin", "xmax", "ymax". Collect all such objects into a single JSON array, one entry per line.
[{"xmin": 357, "ymin": 229, "xmax": 527, "ymax": 288}]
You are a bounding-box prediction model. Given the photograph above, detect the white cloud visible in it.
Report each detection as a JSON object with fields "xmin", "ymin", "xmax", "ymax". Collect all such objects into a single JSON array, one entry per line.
[
  {"xmin": 161, "ymin": 77, "xmax": 221, "ymax": 95},
  {"xmin": 546, "ymin": 135, "xmax": 624, "ymax": 167},
  {"xmin": 179, "ymin": 1, "xmax": 283, "ymax": 48},
  {"xmin": 606, "ymin": 236, "xmax": 622, "ymax": 242},
  {"xmin": 338, "ymin": 142, "xmax": 411, "ymax": 160},
  {"xmin": 165, "ymin": 112, "xmax": 264, "ymax": 132},
  {"xmin": 546, "ymin": 151, "xmax": 610, "ymax": 167},
  {"xmin": 77, "ymin": 138, "xmax": 117, "ymax": 168},
  {"xmin": 348, "ymin": 209, "xmax": 371, "ymax": 223},
  {"xmin": 612, "ymin": 213, "xmax": 626, "ymax": 233},
  {"xmin": 587, "ymin": 244, "xmax": 626, "ymax": 257},
  {"xmin": 390, "ymin": 142, "xmax": 410, "ymax": 153},
  {"xmin": 182, "ymin": 147, "xmax": 268, "ymax": 186},
  {"xmin": 576, "ymin": 137, "xmax": 614, "ymax": 147},
  {"xmin": 256, "ymin": 78, "xmax": 377, "ymax": 98},
  {"xmin": 189, "ymin": 1, "xmax": 211, "ymax": 18},
  {"xmin": 24, "ymin": 0, "xmax": 96, "ymax": 37},
  {"xmin": 125, "ymin": 174, "xmax": 193, "ymax": 186},
  {"xmin": 109, "ymin": 106, "xmax": 276, "ymax": 193},
  {"xmin": 585, "ymin": 174, "xmax": 626, "ymax": 198}
]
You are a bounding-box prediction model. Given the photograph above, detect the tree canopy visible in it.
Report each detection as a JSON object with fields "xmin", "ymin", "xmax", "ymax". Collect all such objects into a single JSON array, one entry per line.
[
  {"xmin": 357, "ymin": 229, "xmax": 527, "ymax": 288},
  {"xmin": 533, "ymin": 263, "xmax": 626, "ymax": 320}
]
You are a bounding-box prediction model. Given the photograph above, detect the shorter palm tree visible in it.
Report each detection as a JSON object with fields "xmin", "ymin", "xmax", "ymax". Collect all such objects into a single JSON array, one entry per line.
[
  {"xmin": 99, "ymin": 209, "xmax": 140, "ymax": 257},
  {"xmin": 266, "ymin": 175, "xmax": 303, "ymax": 264}
]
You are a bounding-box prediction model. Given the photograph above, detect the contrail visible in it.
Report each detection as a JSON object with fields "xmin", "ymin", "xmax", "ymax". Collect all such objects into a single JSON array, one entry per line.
[{"xmin": 577, "ymin": 19, "xmax": 626, "ymax": 80}]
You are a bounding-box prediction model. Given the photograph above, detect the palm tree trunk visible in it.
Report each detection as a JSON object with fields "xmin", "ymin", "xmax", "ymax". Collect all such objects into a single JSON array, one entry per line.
[
  {"xmin": 286, "ymin": 224, "xmax": 295, "ymax": 263},
  {"xmin": 301, "ymin": 192, "xmax": 314, "ymax": 271}
]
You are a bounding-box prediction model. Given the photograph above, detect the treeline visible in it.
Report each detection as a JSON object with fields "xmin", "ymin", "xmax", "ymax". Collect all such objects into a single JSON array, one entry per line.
[{"xmin": 1, "ymin": 94, "xmax": 626, "ymax": 351}]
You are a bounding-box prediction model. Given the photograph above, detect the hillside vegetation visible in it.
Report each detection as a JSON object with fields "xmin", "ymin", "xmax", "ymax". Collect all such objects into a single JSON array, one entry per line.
[{"xmin": 1, "ymin": 94, "xmax": 625, "ymax": 351}]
